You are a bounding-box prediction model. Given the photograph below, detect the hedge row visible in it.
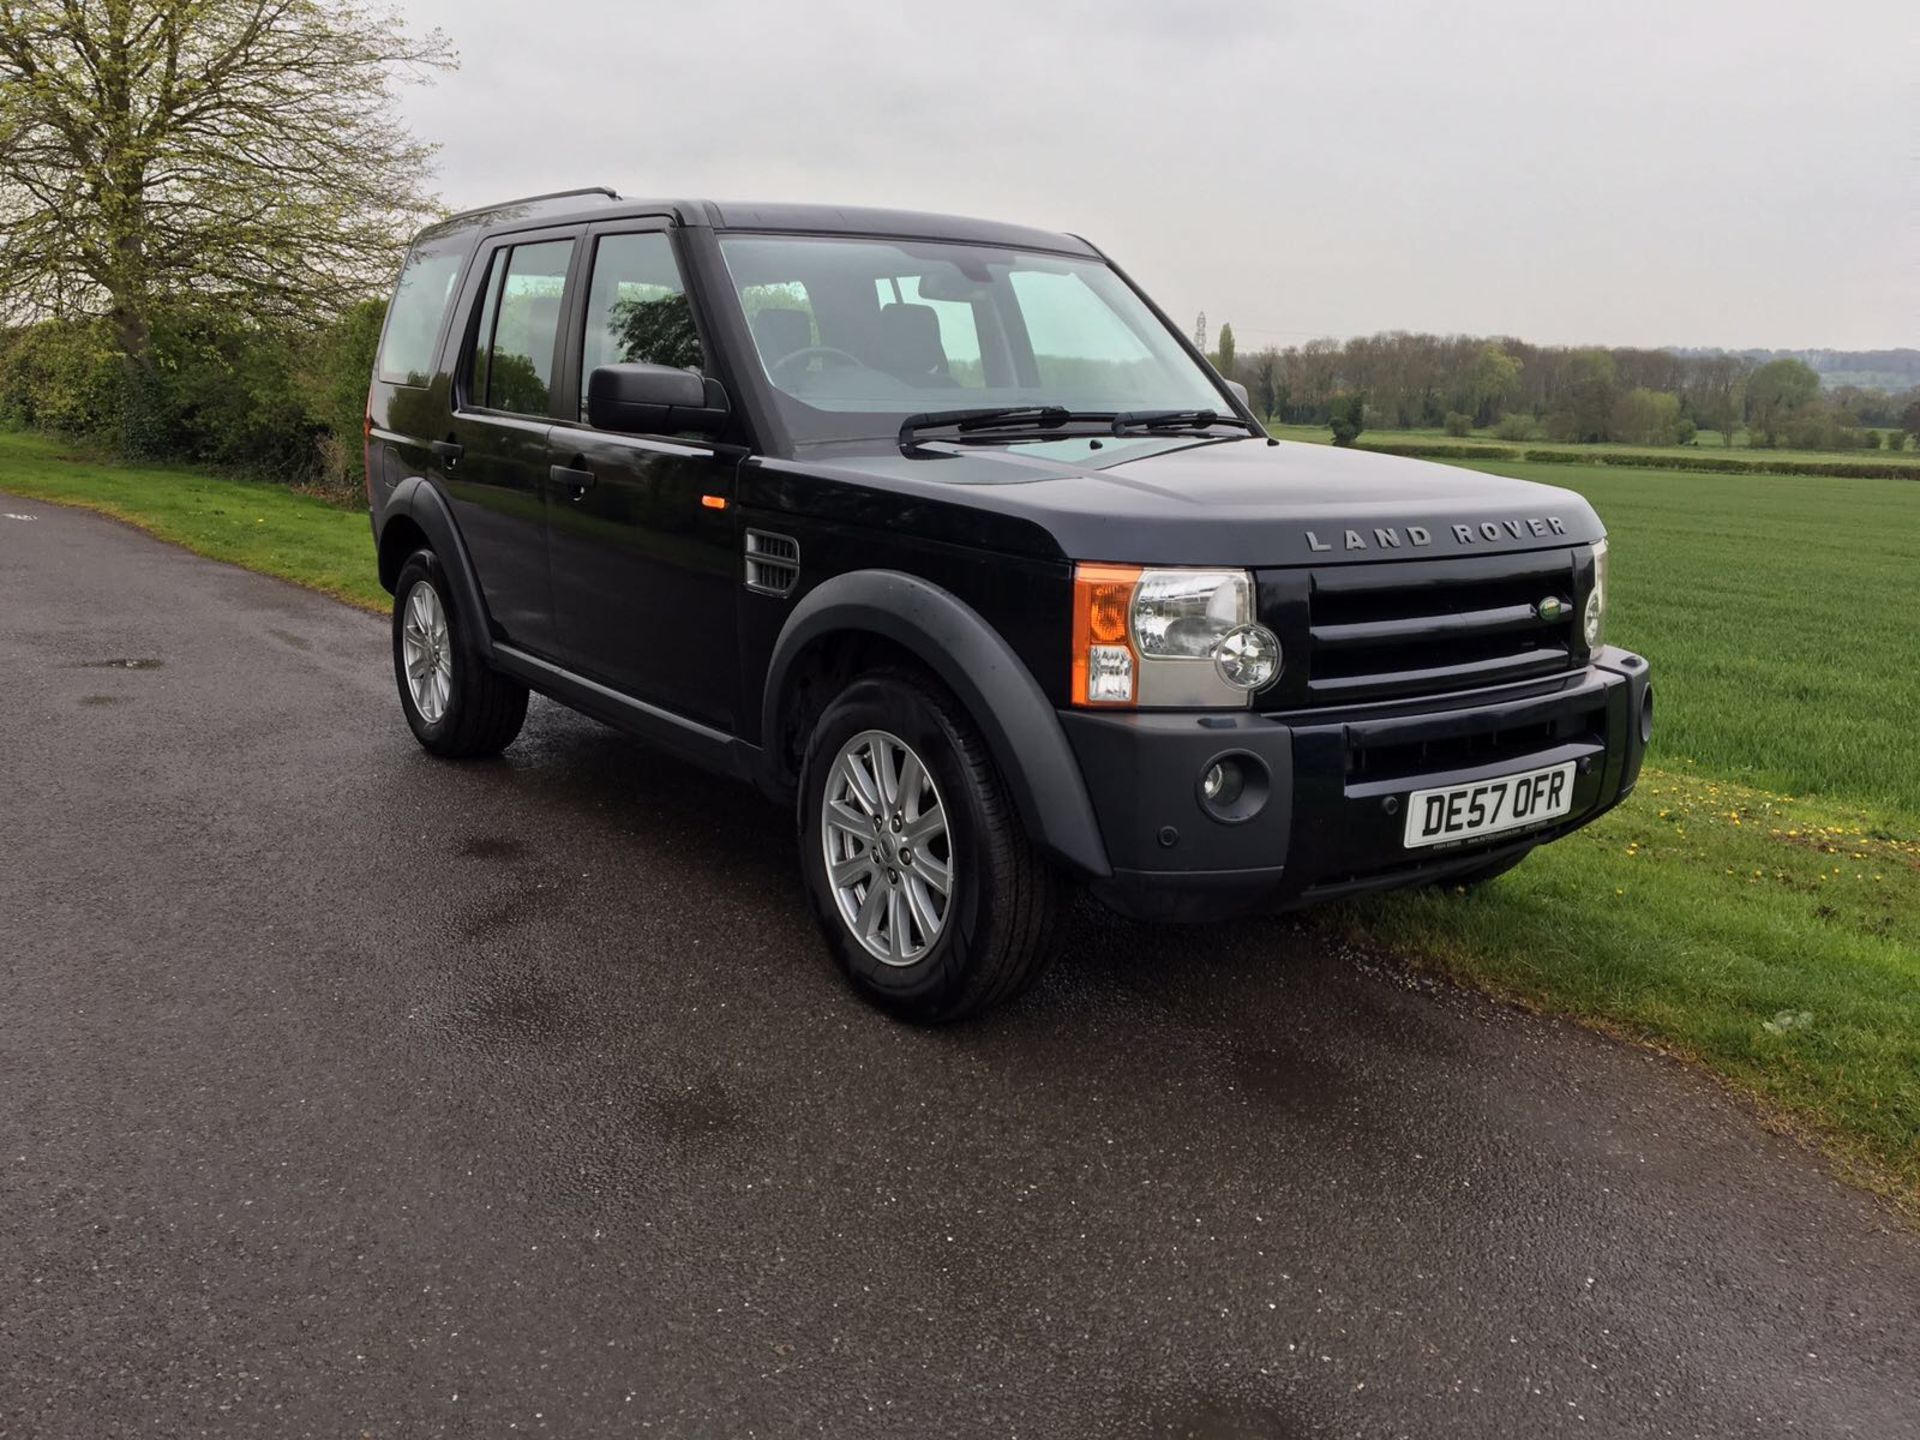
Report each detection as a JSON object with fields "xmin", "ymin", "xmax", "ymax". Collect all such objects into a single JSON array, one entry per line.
[
  {"xmin": 1345, "ymin": 438, "xmax": 1918, "ymax": 480},
  {"xmin": 0, "ymin": 301, "xmax": 386, "ymax": 498},
  {"xmin": 1526, "ymin": 449, "xmax": 1918, "ymax": 480},
  {"xmin": 1351, "ymin": 442, "xmax": 1515, "ymax": 460}
]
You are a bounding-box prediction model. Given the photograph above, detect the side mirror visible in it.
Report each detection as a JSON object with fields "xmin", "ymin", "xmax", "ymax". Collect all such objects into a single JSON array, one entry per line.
[
  {"xmin": 1224, "ymin": 379, "xmax": 1250, "ymax": 408},
  {"xmin": 587, "ymin": 363, "xmax": 730, "ymax": 437}
]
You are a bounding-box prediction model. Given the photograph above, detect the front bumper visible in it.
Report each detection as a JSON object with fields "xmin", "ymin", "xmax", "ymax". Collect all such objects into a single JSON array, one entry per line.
[{"xmin": 1060, "ymin": 647, "xmax": 1652, "ymax": 921}]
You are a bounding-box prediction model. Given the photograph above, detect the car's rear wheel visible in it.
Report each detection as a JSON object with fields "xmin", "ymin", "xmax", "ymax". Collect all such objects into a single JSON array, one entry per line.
[
  {"xmin": 392, "ymin": 549, "xmax": 528, "ymax": 758},
  {"xmin": 798, "ymin": 670, "xmax": 1062, "ymax": 1022}
]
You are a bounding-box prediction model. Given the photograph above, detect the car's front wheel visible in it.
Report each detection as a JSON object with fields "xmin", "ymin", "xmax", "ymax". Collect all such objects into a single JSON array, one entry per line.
[
  {"xmin": 391, "ymin": 549, "xmax": 528, "ymax": 758},
  {"xmin": 798, "ymin": 671, "xmax": 1063, "ymax": 1022}
]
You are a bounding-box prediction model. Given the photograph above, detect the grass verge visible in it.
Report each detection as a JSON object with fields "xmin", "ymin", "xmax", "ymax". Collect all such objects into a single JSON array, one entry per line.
[
  {"xmin": 1335, "ymin": 769, "xmax": 1920, "ymax": 1209},
  {"xmin": 0, "ymin": 429, "xmax": 386, "ymax": 612}
]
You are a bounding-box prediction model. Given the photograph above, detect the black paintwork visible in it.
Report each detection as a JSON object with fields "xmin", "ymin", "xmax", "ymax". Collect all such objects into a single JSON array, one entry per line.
[{"xmin": 367, "ymin": 190, "xmax": 1648, "ymax": 911}]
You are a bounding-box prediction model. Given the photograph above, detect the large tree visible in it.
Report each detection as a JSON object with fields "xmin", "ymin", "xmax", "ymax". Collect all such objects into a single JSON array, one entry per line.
[
  {"xmin": 1684, "ymin": 353, "xmax": 1749, "ymax": 447},
  {"xmin": 0, "ymin": 0, "xmax": 453, "ymax": 376},
  {"xmin": 1466, "ymin": 341, "xmax": 1520, "ymax": 425},
  {"xmin": 1250, "ymin": 348, "xmax": 1283, "ymax": 422},
  {"xmin": 1547, "ymin": 348, "xmax": 1618, "ymax": 443},
  {"xmin": 1744, "ymin": 357, "xmax": 1821, "ymax": 448}
]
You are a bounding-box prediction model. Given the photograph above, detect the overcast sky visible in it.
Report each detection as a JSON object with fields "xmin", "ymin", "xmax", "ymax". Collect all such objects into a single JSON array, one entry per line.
[{"xmin": 392, "ymin": 0, "xmax": 1915, "ymax": 352}]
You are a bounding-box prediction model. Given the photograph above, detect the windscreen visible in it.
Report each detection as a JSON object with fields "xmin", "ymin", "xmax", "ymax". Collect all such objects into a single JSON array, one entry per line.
[{"xmin": 717, "ymin": 234, "xmax": 1226, "ymax": 443}]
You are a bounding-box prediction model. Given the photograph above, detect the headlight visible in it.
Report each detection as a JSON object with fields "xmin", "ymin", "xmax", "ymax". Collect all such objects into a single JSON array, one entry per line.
[
  {"xmin": 1133, "ymin": 569, "xmax": 1249, "ymax": 658},
  {"xmin": 1585, "ymin": 539, "xmax": 1609, "ymax": 648},
  {"xmin": 1072, "ymin": 565, "xmax": 1282, "ymax": 707}
]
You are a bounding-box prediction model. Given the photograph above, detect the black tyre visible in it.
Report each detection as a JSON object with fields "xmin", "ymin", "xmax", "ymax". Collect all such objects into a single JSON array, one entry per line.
[
  {"xmin": 391, "ymin": 549, "xmax": 528, "ymax": 758},
  {"xmin": 1440, "ymin": 848, "xmax": 1532, "ymax": 890},
  {"xmin": 798, "ymin": 670, "xmax": 1064, "ymax": 1022}
]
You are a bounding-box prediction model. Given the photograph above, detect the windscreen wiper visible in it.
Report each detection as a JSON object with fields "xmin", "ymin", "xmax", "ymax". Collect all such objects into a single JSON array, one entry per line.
[
  {"xmin": 1111, "ymin": 409, "xmax": 1260, "ymax": 436},
  {"xmin": 899, "ymin": 406, "xmax": 1072, "ymax": 445},
  {"xmin": 900, "ymin": 405, "xmax": 1260, "ymax": 447}
]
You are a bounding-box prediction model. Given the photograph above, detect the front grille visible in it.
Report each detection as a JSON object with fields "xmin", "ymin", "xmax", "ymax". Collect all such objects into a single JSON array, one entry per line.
[
  {"xmin": 1346, "ymin": 699, "xmax": 1605, "ymax": 784},
  {"xmin": 1303, "ymin": 549, "xmax": 1580, "ymax": 707}
]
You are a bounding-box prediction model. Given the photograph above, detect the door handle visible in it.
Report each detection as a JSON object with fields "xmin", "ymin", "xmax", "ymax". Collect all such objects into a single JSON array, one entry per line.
[
  {"xmin": 549, "ymin": 464, "xmax": 597, "ymax": 500},
  {"xmin": 430, "ymin": 439, "xmax": 464, "ymax": 468}
]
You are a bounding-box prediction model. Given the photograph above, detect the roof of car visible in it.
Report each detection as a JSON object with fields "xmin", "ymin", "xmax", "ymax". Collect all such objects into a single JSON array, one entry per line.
[{"xmin": 417, "ymin": 188, "xmax": 1099, "ymax": 257}]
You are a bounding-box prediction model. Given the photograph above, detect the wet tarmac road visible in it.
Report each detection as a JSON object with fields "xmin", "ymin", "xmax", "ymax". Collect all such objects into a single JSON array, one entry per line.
[{"xmin": 3, "ymin": 495, "xmax": 1917, "ymax": 1440}]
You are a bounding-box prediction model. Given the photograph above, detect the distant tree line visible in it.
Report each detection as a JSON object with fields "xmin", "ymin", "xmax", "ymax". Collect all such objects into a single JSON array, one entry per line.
[
  {"xmin": 1213, "ymin": 331, "xmax": 1918, "ymax": 452},
  {"xmin": 1678, "ymin": 346, "xmax": 1920, "ymax": 394}
]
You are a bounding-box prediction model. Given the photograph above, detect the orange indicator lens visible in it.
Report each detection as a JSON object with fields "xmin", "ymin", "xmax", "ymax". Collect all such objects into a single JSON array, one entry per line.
[{"xmin": 1071, "ymin": 563, "xmax": 1142, "ymax": 706}]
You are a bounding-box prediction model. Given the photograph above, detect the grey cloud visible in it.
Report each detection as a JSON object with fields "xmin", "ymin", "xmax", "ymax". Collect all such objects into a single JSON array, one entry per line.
[{"xmin": 395, "ymin": 0, "xmax": 1915, "ymax": 349}]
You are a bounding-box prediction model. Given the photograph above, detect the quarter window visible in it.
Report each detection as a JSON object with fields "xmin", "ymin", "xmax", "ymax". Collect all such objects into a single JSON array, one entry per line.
[
  {"xmin": 378, "ymin": 244, "xmax": 465, "ymax": 385},
  {"xmin": 467, "ymin": 239, "xmax": 574, "ymax": 416},
  {"xmin": 580, "ymin": 232, "xmax": 703, "ymax": 418}
]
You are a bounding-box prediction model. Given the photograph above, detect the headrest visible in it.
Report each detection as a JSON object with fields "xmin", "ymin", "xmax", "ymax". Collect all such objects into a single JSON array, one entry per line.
[
  {"xmin": 874, "ymin": 303, "xmax": 949, "ymax": 382},
  {"xmin": 752, "ymin": 307, "xmax": 813, "ymax": 361}
]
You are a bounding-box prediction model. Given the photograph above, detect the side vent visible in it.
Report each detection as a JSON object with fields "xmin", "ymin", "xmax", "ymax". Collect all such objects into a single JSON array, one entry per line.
[{"xmin": 744, "ymin": 529, "xmax": 800, "ymax": 596}]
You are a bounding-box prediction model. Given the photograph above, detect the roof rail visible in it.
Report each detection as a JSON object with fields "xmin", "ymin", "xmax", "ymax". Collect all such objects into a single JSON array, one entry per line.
[{"xmin": 437, "ymin": 186, "xmax": 622, "ymax": 225}]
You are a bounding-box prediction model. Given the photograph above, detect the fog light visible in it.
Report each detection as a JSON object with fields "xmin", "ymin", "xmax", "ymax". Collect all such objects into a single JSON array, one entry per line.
[
  {"xmin": 1202, "ymin": 759, "xmax": 1245, "ymax": 806},
  {"xmin": 1197, "ymin": 752, "xmax": 1269, "ymax": 824},
  {"xmin": 1639, "ymin": 684, "xmax": 1655, "ymax": 744}
]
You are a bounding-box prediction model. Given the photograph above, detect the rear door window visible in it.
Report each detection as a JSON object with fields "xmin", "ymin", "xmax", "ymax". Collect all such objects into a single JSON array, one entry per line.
[
  {"xmin": 378, "ymin": 244, "xmax": 466, "ymax": 385},
  {"xmin": 466, "ymin": 239, "xmax": 575, "ymax": 416}
]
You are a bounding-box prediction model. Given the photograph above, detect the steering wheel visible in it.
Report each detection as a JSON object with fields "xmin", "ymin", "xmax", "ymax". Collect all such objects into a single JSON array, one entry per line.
[{"xmin": 771, "ymin": 345, "xmax": 868, "ymax": 378}]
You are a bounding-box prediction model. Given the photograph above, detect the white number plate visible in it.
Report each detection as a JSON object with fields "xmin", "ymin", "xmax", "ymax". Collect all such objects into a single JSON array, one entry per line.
[{"xmin": 1402, "ymin": 762, "xmax": 1576, "ymax": 849}]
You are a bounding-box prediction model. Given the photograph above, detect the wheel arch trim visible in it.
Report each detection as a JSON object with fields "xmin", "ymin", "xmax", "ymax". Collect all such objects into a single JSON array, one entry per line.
[
  {"xmin": 761, "ymin": 570, "xmax": 1111, "ymax": 879},
  {"xmin": 381, "ymin": 476, "xmax": 495, "ymax": 659}
]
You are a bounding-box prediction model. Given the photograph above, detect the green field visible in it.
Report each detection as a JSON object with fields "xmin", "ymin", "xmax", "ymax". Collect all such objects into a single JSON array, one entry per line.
[
  {"xmin": 1334, "ymin": 453, "xmax": 1920, "ymax": 1207},
  {"xmin": 5, "ymin": 424, "xmax": 1917, "ymax": 1205},
  {"xmin": 1461, "ymin": 462, "xmax": 1920, "ymax": 815}
]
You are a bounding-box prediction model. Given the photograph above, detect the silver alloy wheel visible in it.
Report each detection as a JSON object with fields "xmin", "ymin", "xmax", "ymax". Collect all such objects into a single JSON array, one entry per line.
[
  {"xmin": 401, "ymin": 579, "xmax": 454, "ymax": 724},
  {"xmin": 821, "ymin": 728, "xmax": 954, "ymax": 966}
]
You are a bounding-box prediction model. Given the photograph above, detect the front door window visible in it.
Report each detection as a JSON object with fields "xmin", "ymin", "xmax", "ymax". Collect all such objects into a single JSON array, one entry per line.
[{"xmin": 579, "ymin": 231, "xmax": 704, "ymax": 419}]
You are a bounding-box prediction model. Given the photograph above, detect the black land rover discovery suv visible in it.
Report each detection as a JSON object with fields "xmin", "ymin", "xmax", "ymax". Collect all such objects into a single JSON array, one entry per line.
[{"xmin": 367, "ymin": 187, "xmax": 1653, "ymax": 1021}]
